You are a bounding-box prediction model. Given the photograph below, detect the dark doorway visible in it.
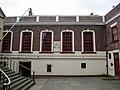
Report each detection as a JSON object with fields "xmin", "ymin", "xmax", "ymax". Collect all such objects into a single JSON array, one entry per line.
[
  {"xmin": 19, "ymin": 61, "xmax": 31, "ymax": 77},
  {"xmin": 114, "ymin": 53, "xmax": 120, "ymax": 76}
]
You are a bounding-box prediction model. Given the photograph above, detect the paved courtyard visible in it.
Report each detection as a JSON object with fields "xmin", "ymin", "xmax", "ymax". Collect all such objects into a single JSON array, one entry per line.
[{"xmin": 29, "ymin": 77, "xmax": 120, "ymax": 90}]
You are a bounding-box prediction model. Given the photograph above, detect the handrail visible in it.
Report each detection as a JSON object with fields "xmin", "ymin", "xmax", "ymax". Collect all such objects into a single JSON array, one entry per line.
[{"xmin": 0, "ymin": 69, "xmax": 11, "ymax": 86}]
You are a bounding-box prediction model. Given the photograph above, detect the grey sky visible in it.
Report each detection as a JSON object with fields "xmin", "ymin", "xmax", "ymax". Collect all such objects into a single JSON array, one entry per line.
[{"xmin": 0, "ymin": 0, "xmax": 120, "ymax": 16}]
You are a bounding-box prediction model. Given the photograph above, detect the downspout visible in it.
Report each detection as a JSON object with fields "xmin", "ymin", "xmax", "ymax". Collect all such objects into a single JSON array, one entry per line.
[
  {"xmin": 103, "ymin": 15, "xmax": 108, "ymax": 76},
  {"xmin": 105, "ymin": 23, "xmax": 109, "ymax": 76}
]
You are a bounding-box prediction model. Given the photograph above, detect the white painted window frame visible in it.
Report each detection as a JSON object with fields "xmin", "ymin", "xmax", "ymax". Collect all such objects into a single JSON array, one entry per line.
[
  {"xmin": 82, "ymin": 29, "xmax": 96, "ymax": 53},
  {"xmin": 19, "ymin": 29, "xmax": 33, "ymax": 52},
  {"xmin": 40, "ymin": 29, "xmax": 54, "ymax": 52},
  {"xmin": 2, "ymin": 30, "xmax": 13, "ymax": 52},
  {"xmin": 60, "ymin": 29, "xmax": 74, "ymax": 52}
]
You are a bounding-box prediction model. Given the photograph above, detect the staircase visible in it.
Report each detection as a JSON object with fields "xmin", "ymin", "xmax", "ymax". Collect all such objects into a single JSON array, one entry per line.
[{"xmin": 0, "ymin": 65, "xmax": 35, "ymax": 90}]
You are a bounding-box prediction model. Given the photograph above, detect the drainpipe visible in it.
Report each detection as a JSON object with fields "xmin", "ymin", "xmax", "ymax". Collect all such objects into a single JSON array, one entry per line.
[{"xmin": 105, "ymin": 23, "xmax": 109, "ymax": 76}]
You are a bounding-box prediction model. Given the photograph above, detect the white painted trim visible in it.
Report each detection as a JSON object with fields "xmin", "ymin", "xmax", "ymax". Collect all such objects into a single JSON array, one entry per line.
[
  {"xmin": 16, "ymin": 17, "xmax": 20, "ymax": 22},
  {"xmin": 36, "ymin": 16, "xmax": 39, "ymax": 22},
  {"xmin": 102, "ymin": 16, "xmax": 105, "ymax": 22},
  {"xmin": 40, "ymin": 29, "xmax": 54, "ymax": 52},
  {"xmin": 2, "ymin": 30, "xmax": 13, "ymax": 52},
  {"xmin": 19, "ymin": 30, "xmax": 33, "ymax": 52},
  {"xmin": 56, "ymin": 16, "xmax": 59, "ymax": 22},
  {"xmin": 60, "ymin": 29, "xmax": 74, "ymax": 52},
  {"xmin": 76, "ymin": 16, "xmax": 79, "ymax": 22},
  {"xmin": 110, "ymin": 22, "xmax": 117, "ymax": 27},
  {"xmin": 81, "ymin": 29, "xmax": 96, "ymax": 52}
]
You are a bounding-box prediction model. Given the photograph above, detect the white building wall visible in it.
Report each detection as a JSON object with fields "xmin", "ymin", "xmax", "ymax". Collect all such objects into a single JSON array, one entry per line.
[
  {"xmin": 108, "ymin": 51, "xmax": 115, "ymax": 76},
  {"xmin": 4, "ymin": 51, "xmax": 107, "ymax": 76},
  {"xmin": 108, "ymin": 49, "xmax": 120, "ymax": 76},
  {"xmin": 31, "ymin": 59, "xmax": 106, "ymax": 76}
]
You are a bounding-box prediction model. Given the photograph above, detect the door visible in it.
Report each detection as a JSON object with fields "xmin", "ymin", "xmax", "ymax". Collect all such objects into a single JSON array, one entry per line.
[
  {"xmin": 114, "ymin": 53, "xmax": 120, "ymax": 76},
  {"xmin": 19, "ymin": 61, "xmax": 31, "ymax": 77}
]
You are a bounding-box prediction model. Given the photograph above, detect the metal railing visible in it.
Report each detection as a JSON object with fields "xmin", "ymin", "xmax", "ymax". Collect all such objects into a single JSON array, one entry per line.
[
  {"xmin": 0, "ymin": 69, "xmax": 11, "ymax": 90},
  {"xmin": 0, "ymin": 54, "xmax": 36, "ymax": 89}
]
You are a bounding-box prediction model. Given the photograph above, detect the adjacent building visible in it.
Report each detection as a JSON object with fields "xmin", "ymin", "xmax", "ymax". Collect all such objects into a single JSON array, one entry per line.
[
  {"xmin": 105, "ymin": 4, "xmax": 120, "ymax": 76},
  {"xmin": 1, "ymin": 3, "xmax": 120, "ymax": 77},
  {"xmin": 0, "ymin": 7, "xmax": 5, "ymax": 52}
]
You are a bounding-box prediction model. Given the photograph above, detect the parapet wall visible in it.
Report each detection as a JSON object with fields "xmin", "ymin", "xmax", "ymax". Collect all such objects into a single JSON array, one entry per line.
[{"xmin": 4, "ymin": 15, "xmax": 103, "ymax": 23}]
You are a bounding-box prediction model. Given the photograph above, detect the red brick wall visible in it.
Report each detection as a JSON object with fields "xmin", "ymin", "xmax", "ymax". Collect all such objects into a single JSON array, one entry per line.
[
  {"xmin": 59, "ymin": 16, "xmax": 76, "ymax": 22},
  {"xmin": 80, "ymin": 16, "xmax": 102, "ymax": 22},
  {"xmin": 4, "ymin": 25, "xmax": 106, "ymax": 51},
  {"xmin": 105, "ymin": 3, "xmax": 120, "ymax": 21},
  {"xmin": 39, "ymin": 16, "xmax": 56, "ymax": 22},
  {"xmin": 106, "ymin": 16, "xmax": 120, "ymax": 50}
]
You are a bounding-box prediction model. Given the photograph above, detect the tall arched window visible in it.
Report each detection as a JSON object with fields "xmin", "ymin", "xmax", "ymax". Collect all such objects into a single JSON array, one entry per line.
[
  {"xmin": 82, "ymin": 29, "xmax": 96, "ymax": 53},
  {"xmin": 1, "ymin": 31, "xmax": 13, "ymax": 52},
  {"xmin": 20, "ymin": 30, "xmax": 33, "ymax": 52},
  {"xmin": 61, "ymin": 30, "xmax": 74, "ymax": 53},
  {"xmin": 40, "ymin": 30, "xmax": 53, "ymax": 53}
]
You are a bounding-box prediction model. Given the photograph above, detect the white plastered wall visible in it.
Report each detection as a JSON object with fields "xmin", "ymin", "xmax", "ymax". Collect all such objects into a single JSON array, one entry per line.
[
  {"xmin": 6, "ymin": 51, "xmax": 107, "ymax": 76},
  {"xmin": 108, "ymin": 49, "xmax": 120, "ymax": 76},
  {"xmin": 32, "ymin": 59, "xmax": 106, "ymax": 76}
]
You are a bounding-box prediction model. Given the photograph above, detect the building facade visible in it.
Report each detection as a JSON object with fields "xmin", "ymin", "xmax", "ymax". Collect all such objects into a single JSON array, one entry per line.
[
  {"xmin": 0, "ymin": 7, "xmax": 5, "ymax": 52},
  {"xmin": 1, "ymin": 3, "xmax": 120, "ymax": 77},
  {"xmin": 105, "ymin": 4, "xmax": 120, "ymax": 76}
]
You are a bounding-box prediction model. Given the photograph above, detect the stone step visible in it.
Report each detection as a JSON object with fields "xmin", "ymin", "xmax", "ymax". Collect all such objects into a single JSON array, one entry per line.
[
  {"xmin": 13, "ymin": 79, "xmax": 34, "ymax": 90},
  {"xmin": 0, "ymin": 65, "xmax": 35, "ymax": 90},
  {"xmin": 10, "ymin": 77, "xmax": 28, "ymax": 89},
  {"xmin": 21, "ymin": 80, "xmax": 35, "ymax": 90}
]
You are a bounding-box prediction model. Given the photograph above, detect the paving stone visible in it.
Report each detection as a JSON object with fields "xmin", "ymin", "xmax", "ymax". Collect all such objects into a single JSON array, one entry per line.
[{"xmin": 29, "ymin": 77, "xmax": 120, "ymax": 90}]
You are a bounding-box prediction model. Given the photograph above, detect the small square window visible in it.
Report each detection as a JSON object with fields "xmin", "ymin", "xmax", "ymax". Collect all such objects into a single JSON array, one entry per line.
[
  {"xmin": 47, "ymin": 64, "xmax": 52, "ymax": 72},
  {"xmin": 81, "ymin": 63, "xmax": 86, "ymax": 69}
]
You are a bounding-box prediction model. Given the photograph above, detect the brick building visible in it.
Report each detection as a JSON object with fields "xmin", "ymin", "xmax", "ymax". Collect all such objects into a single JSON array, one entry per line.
[
  {"xmin": 105, "ymin": 4, "xmax": 120, "ymax": 76},
  {"xmin": 0, "ymin": 7, "xmax": 5, "ymax": 52},
  {"xmin": 1, "ymin": 3, "xmax": 120, "ymax": 77}
]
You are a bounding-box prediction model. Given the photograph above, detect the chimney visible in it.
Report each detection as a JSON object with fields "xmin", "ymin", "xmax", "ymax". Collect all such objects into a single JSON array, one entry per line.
[{"xmin": 29, "ymin": 8, "xmax": 33, "ymax": 15}]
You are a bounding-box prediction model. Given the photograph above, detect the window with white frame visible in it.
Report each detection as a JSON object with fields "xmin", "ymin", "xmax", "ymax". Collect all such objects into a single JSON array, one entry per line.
[
  {"xmin": 1, "ymin": 31, "xmax": 13, "ymax": 52},
  {"xmin": 82, "ymin": 29, "xmax": 96, "ymax": 53},
  {"xmin": 20, "ymin": 30, "xmax": 33, "ymax": 52},
  {"xmin": 61, "ymin": 30, "xmax": 74, "ymax": 53},
  {"xmin": 40, "ymin": 30, "xmax": 53, "ymax": 53}
]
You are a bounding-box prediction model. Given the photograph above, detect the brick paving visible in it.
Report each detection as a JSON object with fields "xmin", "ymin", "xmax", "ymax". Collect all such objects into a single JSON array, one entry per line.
[{"xmin": 29, "ymin": 77, "xmax": 120, "ymax": 90}]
